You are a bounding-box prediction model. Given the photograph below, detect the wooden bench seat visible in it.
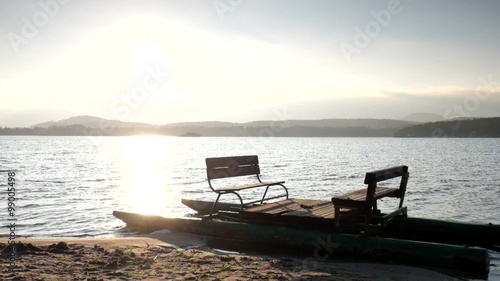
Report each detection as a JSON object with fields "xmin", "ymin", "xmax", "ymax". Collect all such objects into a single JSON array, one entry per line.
[
  {"xmin": 206, "ymin": 155, "xmax": 289, "ymax": 217},
  {"xmin": 334, "ymin": 187, "xmax": 401, "ymax": 202},
  {"xmin": 332, "ymin": 166, "xmax": 409, "ymax": 229}
]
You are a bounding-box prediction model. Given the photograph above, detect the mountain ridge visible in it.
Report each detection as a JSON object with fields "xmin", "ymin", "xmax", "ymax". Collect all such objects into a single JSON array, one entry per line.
[
  {"xmin": 399, "ymin": 113, "xmax": 444, "ymax": 123},
  {"xmin": 1, "ymin": 114, "xmax": 496, "ymax": 137},
  {"xmin": 32, "ymin": 115, "xmax": 417, "ymax": 129},
  {"xmin": 33, "ymin": 115, "xmax": 158, "ymax": 129}
]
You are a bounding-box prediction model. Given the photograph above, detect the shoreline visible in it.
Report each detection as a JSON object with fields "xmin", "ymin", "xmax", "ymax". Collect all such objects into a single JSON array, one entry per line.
[{"xmin": 1, "ymin": 234, "xmax": 459, "ymax": 281}]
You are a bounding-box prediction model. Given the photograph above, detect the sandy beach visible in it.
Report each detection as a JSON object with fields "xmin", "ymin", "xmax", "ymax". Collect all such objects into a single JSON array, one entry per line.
[{"xmin": 0, "ymin": 232, "xmax": 460, "ymax": 281}]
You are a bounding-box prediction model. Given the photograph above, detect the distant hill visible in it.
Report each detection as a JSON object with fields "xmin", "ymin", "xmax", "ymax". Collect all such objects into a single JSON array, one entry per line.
[
  {"xmin": 400, "ymin": 113, "xmax": 444, "ymax": 123},
  {"xmin": 394, "ymin": 117, "xmax": 500, "ymax": 137},
  {"xmin": 0, "ymin": 115, "xmax": 419, "ymax": 137},
  {"xmin": 166, "ymin": 119, "xmax": 416, "ymax": 129},
  {"xmin": 244, "ymin": 119, "xmax": 416, "ymax": 129},
  {"xmin": 154, "ymin": 119, "xmax": 416, "ymax": 137},
  {"xmin": 33, "ymin": 116, "xmax": 416, "ymax": 130},
  {"xmin": 33, "ymin": 115, "xmax": 156, "ymax": 129},
  {"xmin": 6, "ymin": 115, "xmax": 498, "ymax": 137},
  {"xmin": 165, "ymin": 121, "xmax": 236, "ymax": 128},
  {"xmin": 159, "ymin": 118, "xmax": 416, "ymax": 137}
]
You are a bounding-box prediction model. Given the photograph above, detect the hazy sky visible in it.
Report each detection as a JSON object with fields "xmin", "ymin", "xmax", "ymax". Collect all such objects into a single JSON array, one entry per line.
[{"xmin": 1, "ymin": 0, "xmax": 499, "ymax": 127}]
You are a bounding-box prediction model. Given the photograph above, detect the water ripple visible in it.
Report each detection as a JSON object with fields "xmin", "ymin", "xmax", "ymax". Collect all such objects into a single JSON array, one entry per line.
[{"xmin": 1, "ymin": 136, "xmax": 499, "ymax": 239}]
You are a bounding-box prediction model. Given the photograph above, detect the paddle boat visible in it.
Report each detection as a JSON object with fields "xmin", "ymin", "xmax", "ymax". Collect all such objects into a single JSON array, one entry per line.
[{"xmin": 114, "ymin": 156, "xmax": 498, "ymax": 277}]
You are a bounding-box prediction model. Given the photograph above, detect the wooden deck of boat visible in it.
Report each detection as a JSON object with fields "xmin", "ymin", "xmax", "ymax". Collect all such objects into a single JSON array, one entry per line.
[{"xmin": 241, "ymin": 198, "xmax": 336, "ymax": 220}]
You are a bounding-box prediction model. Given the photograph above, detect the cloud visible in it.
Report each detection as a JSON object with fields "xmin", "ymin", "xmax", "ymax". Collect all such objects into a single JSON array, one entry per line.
[
  {"xmin": 0, "ymin": 13, "xmax": 366, "ymax": 121},
  {"xmin": 1, "ymin": 1, "xmax": 499, "ymax": 126}
]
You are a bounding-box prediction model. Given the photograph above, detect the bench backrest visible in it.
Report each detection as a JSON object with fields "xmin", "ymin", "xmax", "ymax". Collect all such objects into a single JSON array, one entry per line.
[
  {"xmin": 364, "ymin": 165, "xmax": 409, "ymax": 203},
  {"xmin": 364, "ymin": 165, "xmax": 408, "ymax": 184},
  {"xmin": 206, "ymin": 155, "xmax": 260, "ymax": 180}
]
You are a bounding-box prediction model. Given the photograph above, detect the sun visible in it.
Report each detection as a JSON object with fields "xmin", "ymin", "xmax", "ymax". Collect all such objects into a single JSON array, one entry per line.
[{"xmin": 128, "ymin": 42, "xmax": 171, "ymax": 81}]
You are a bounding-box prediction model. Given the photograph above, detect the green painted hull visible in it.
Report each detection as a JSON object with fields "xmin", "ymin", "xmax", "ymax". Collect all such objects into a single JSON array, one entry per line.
[
  {"xmin": 383, "ymin": 217, "xmax": 500, "ymax": 250},
  {"xmin": 113, "ymin": 210, "xmax": 490, "ymax": 274}
]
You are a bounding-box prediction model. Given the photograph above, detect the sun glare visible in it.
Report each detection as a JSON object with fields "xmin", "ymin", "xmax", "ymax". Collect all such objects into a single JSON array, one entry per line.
[{"xmin": 118, "ymin": 136, "xmax": 175, "ymax": 215}]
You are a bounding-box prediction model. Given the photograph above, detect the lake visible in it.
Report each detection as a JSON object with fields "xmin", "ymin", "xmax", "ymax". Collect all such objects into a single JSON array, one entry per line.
[{"xmin": 1, "ymin": 136, "xmax": 499, "ymax": 279}]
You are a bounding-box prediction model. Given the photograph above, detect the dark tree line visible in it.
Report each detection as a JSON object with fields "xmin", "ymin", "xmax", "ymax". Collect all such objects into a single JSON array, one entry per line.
[
  {"xmin": 2, "ymin": 117, "xmax": 499, "ymax": 137},
  {"xmin": 0, "ymin": 125, "xmax": 158, "ymax": 136},
  {"xmin": 394, "ymin": 117, "xmax": 500, "ymax": 137},
  {"xmin": 0, "ymin": 124, "xmax": 397, "ymax": 137}
]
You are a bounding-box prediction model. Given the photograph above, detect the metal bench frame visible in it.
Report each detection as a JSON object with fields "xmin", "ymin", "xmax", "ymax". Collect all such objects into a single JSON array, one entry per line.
[{"xmin": 206, "ymin": 155, "xmax": 289, "ymax": 217}]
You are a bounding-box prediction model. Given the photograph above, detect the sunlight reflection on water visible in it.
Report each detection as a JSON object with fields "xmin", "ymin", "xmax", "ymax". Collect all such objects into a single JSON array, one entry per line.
[
  {"xmin": 1, "ymin": 136, "xmax": 499, "ymax": 238},
  {"xmin": 114, "ymin": 136, "xmax": 173, "ymax": 215}
]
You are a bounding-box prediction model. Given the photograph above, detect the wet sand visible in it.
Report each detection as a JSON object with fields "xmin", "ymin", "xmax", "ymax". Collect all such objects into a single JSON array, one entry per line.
[{"xmin": 1, "ymin": 234, "xmax": 458, "ymax": 281}]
